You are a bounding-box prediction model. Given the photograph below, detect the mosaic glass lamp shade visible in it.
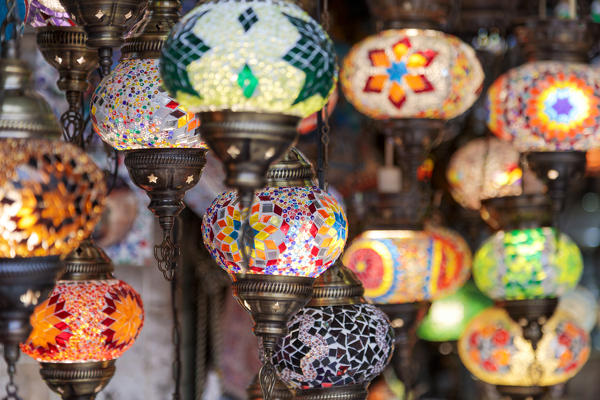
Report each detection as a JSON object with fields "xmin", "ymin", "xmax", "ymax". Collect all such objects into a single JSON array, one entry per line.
[
  {"xmin": 417, "ymin": 281, "xmax": 493, "ymax": 343},
  {"xmin": 473, "ymin": 227, "xmax": 583, "ymax": 300},
  {"xmin": 273, "ymin": 304, "xmax": 394, "ymax": 389},
  {"xmin": 202, "ymin": 186, "xmax": 348, "ymax": 277},
  {"xmin": 0, "ymin": 0, "xmax": 29, "ymax": 40},
  {"xmin": 21, "ymin": 279, "xmax": 144, "ymax": 362},
  {"xmin": 557, "ymin": 286, "xmax": 598, "ymax": 333},
  {"xmin": 487, "ymin": 61, "xmax": 600, "ymax": 152},
  {"xmin": 29, "ymin": 0, "xmax": 75, "ymax": 27},
  {"xmin": 340, "ymin": 29, "xmax": 484, "ymax": 120},
  {"xmin": 0, "ymin": 139, "xmax": 106, "ymax": 258},
  {"xmin": 160, "ymin": 0, "xmax": 337, "ymax": 118},
  {"xmin": 91, "ymin": 58, "xmax": 207, "ymax": 150},
  {"xmin": 342, "ymin": 227, "xmax": 471, "ymax": 304},
  {"xmin": 447, "ymin": 137, "xmax": 546, "ymax": 210},
  {"xmin": 458, "ymin": 307, "xmax": 590, "ymax": 387}
]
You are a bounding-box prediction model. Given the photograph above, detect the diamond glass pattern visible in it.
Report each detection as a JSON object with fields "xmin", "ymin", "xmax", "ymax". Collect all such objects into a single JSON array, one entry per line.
[
  {"xmin": 487, "ymin": 61, "xmax": 600, "ymax": 151},
  {"xmin": 30, "ymin": 0, "xmax": 75, "ymax": 27},
  {"xmin": 343, "ymin": 227, "xmax": 471, "ymax": 304},
  {"xmin": 473, "ymin": 227, "xmax": 583, "ymax": 300},
  {"xmin": 0, "ymin": 139, "xmax": 106, "ymax": 258},
  {"xmin": 458, "ymin": 308, "xmax": 590, "ymax": 387},
  {"xmin": 202, "ymin": 186, "xmax": 348, "ymax": 277},
  {"xmin": 91, "ymin": 58, "xmax": 207, "ymax": 150},
  {"xmin": 22, "ymin": 279, "xmax": 145, "ymax": 362},
  {"xmin": 417, "ymin": 281, "xmax": 493, "ymax": 343},
  {"xmin": 273, "ymin": 304, "xmax": 394, "ymax": 389},
  {"xmin": 447, "ymin": 137, "xmax": 546, "ymax": 210},
  {"xmin": 160, "ymin": 0, "xmax": 337, "ymax": 118},
  {"xmin": 341, "ymin": 29, "xmax": 484, "ymax": 120}
]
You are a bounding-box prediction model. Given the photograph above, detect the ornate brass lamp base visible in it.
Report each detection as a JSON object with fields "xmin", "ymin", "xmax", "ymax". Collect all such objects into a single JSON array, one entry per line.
[
  {"xmin": 40, "ymin": 360, "xmax": 116, "ymax": 400},
  {"xmin": 247, "ymin": 374, "xmax": 294, "ymax": 400},
  {"xmin": 378, "ymin": 302, "xmax": 430, "ymax": 392},
  {"xmin": 199, "ymin": 111, "xmax": 299, "ymax": 198},
  {"xmin": 496, "ymin": 385, "xmax": 549, "ymax": 400},
  {"xmin": 481, "ymin": 194, "xmax": 552, "ymax": 231},
  {"xmin": 526, "ymin": 151, "xmax": 586, "ymax": 216},
  {"xmin": 498, "ymin": 298, "xmax": 559, "ymax": 350},
  {"xmin": 295, "ymin": 384, "xmax": 368, "ymax": 400},
  {"xmin": 124, "ymin": 148, "xmax": 207, "ymax": 279},
  {"xmin": 232, "ymin": 273, "xmax": 314, "ymax": 400}
]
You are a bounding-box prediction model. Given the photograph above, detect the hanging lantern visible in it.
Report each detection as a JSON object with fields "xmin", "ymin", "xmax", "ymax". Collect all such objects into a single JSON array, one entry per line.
[
  {"xmin": 458, "ymin": 307, "xmax": 590, "ymax": 399},
  {"xmin": 21, "ymin": 240, "xmax": 144, "ymax": 399},
  {"xmin": 340, "ymin": 29, "xmax": 484, "ymax": 120},
  {"xmin": 274, "ymin": 262, "xmax": 394, "ymax": 400},
  {"xmin": 202, "ymin": 149, "xmax": 347, "ymax": 399},
  {"xmin": 91, "ymin": 0, "xmax": 208, "ymax": 279},
  {"xmin": 447, "ymin": 137, "xmax": 546, "ymax": 211},
  {"xmin": 160, "ymin": 0, "xmax": 337, "ymax": 202},
  {"xmin": 417, "ymin": 281, "xmax": 493, "ymax": 343},
  {"xmin": 57, "ymin": 0, "xmax": 149, "ymax": 75},
  {"xmin": 0, "ymin": 38, "xmax": 106, "ymax": 398}
]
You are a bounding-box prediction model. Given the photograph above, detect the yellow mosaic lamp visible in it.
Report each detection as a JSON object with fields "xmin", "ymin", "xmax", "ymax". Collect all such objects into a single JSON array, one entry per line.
[{"xmin": 458, "ymin": 307, "xmax": 590, "ymax": 398}]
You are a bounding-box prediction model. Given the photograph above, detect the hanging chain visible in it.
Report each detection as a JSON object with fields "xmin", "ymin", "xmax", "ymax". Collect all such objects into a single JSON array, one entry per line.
[
  {"xmin": 3, "ymin": 363, "xmax": 21, "ymax": 400},
  {"xmin": 316, "ymin": 0, "xmax": 331, "ymax": 191},
  {"xmin": 171, "ymin": 275, "xmax": 182, "ymax": 400}
]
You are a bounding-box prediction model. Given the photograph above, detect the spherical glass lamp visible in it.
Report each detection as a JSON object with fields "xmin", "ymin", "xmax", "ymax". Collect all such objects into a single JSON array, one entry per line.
[
  {"xmin": 161, "ymin": 0, "xmax": 337, "ymax": 196},
  {"xmin": 473, "ymin": 227, "xmax": 583, "ymax": 301},
  {"xmin": 417, "ymin": 281, "xmax": 493, "ymax": 343},
  {"xmin": 487, "ymin": 61, "xmax": 600, "ymax": 152},
  {"xmin": 447, "ymin": 137, "xmax": 546, "ymax": 210},
  {"xmin": 340, "ymin": 29, "xmax": 484, "ymax": 120},
  {"xmin": 342, "ymin": 227, "xmax": 471, "ymax": 304},
  {"xmin": 458, "ymin": 307, "xmax": 590, "ymax": 389}
]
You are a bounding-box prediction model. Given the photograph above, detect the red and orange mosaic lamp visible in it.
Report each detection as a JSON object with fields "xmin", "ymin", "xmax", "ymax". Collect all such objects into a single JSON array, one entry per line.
[{"xmin": 21, "ymin": 240, "xmax": 144, "ymax": 400}]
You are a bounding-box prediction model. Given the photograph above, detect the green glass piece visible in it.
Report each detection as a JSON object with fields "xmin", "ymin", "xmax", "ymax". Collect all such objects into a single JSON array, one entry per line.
[
  {"xmin": 417, "ymin": 281, "xmax": 492, "ymax": 342},
  {"xmin": 473, "ymin": 227, "xmax": 583, "ymax": 300},
  {"xmin": 281, "ymin": 12, "xmax": 336, "ymax": 105},
  {"xmin": 161, "ymin": 10, "xmax": 211, "ymax": 98},
  {"xmin": 237, "ymin": 64, "xmax": 259, "ymax": 99}
]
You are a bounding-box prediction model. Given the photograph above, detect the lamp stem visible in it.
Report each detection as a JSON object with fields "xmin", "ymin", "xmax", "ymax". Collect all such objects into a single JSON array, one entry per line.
[
  {"xmin": 60, "ymin": 90, "xmax": 85, "ymax": 148},
  {"xmin": 3, "ymin": 344, "xmax": 21, "ymax": 400},
  {"xmin": 171, "ymin": 276, "xmax": 182, "ymax": 400},
  {"xmin": 98, "ymin": 47, "xmax": 112, "ymax": 78},
  {"xmin": 154, "ymin": 215, "xmax": 179, "ymax": 281},
  {"xmin": 259, "ymin": 336, "xmax": 278, "ymax": 400}
]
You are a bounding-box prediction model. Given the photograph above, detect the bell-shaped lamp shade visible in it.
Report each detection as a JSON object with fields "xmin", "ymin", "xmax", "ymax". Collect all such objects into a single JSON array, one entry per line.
[
  {"xmin": 91, "ymin": 58, "xmax": 208, "ymax": 150},
  {"xmin": 160, "ymin": 0, "xmax": 337, "ymax": 118},
  {"xmin": 417, "ymin": 281, "xmax": 493, "ymax": 342},
  {"xmin": 487, "ymin": 61, "xmax": 600, "ymax": 151},
  {"xmin": 340, "ymin": 29, "xmax": 484, "ymax": 120},
  {"xmin": 458, "ymin": 307, "xmax": 590, "ymax": 387},
  {"xmin": 343, "ymin": 226, "xmax": 471, "ymax": 304},
  {"xmin": 202, "ymin": 186, "xmax": 348, "ymax": 277},
  {"xmin": 274, "ymin": 304, "xmax": 394, "ymax": 389},
  {"xmin": 22, "ymin": 279, "xmax": 144, "ymax": 362},
  {"xmin": 0, "ymin": 139, "xmax": 106, "ymax": 258},
  {"xmin": 473, "ymin": 227, "xmax": 583, "ymax": 300},
  {"xmin": 446, "ymin": 137, "xmax": 546, "ymax": 210}
]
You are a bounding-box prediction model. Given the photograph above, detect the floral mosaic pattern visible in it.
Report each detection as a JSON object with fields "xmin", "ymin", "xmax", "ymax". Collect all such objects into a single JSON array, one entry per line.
[
  {"xmin": 29, "ymin": 0, "xmax": 74, "ymax": 27},
  {"xmin": 160, "ymin": 0, "xmax": 337, "ymax": 117},
  {"xmin": 487, "ymin": 61, "xmax": 600, "ymax": 151},
  {"xmin": 202, "ymin": 186, "xmax": 347, "ymax": 277},
  {"xmin": 341, "ymin": 29, "xmax": 483, "ymax": 120},
  {"xmin": 343, "ymin": 227, "xmax": 471, "ymax": 304},
  {"xmin": 473, "ymin": 227, "xmax": 583, "ymax": 300},
  {"xmin": 92, "ymin": 58, "xmax": 206, "ymax": 150},
  {"xmin": 274, "ymin": 304, "xmax": 394, "ymax": 389},
  {"xmin": 459, "ymin": 308, "xmax": 590, "ymax": 386},
  {"xmin": 0, "ymin": 139, "xmax": 106, "ymax": 258},
  {"xmin": 22, "ymin": 279, "xmax": 144, "ymax": 362}
]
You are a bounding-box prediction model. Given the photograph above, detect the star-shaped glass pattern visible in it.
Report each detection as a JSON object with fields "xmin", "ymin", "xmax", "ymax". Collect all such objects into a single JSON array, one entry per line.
[{"xmin": 363, "ymin": 38, "xmax": 437, "ymax": 109}]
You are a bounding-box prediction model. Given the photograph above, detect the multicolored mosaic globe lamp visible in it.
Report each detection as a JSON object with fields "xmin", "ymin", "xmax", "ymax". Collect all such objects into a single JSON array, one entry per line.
[
  {"xmin": 202, "ymin": 149, "xmax": 347, "ymax": 399},
  {"xmin": 458, "ymin": 307, "xmax": 590, "ymax": 400},
  {"xmin": 21, "ymin": 240, "xmax": 145, "ymax": 400},
  {"xmin": 56, "ymin": 0, "xmax": 148, "ymax": 76},
  {"xmin": 417, "ymin": 281, "xmax": 493, "ymax": 343},
  {"xmin": 273, "ymin": 261, "xmax": 394, "ymax": 400},
  {"xmin": 0, "ymin": 18, "xmax": 106, "ymax": 399},
  {"xmin": 161, "ymin": 0, "xmax": 337, "ymax": 213},
  {"xmin": 486, "ymin": 3, "xmax": 598, "ymax": 216},
  {"xmin": 92, "ymin": 0, "xmax": 208, "ymax": 280},
  {"xmin": 473, "ymin": 226, "xmax": 583, "ymax": 350}
]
